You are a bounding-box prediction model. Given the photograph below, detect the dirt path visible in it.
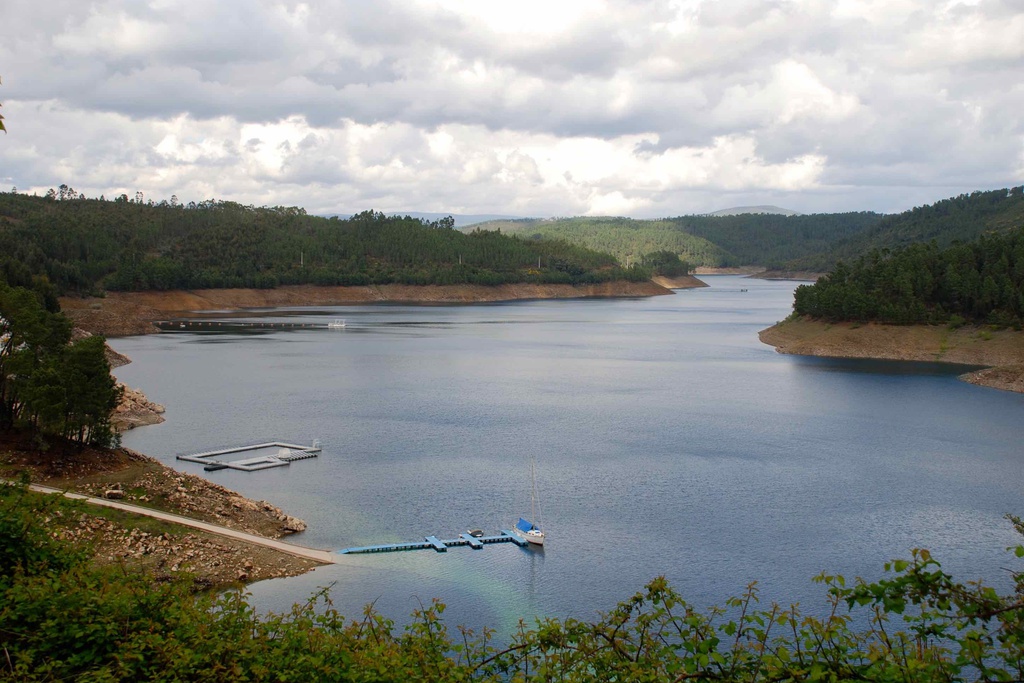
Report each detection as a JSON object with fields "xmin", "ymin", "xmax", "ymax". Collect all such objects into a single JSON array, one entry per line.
[{"xmin": 27, "ymin": 482, "xmax": 338, "ymax": 564}]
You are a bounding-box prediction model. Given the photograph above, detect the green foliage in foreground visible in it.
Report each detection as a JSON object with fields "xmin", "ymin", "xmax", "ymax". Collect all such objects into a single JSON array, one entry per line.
[
  {"xmin": 794, "ymin": 227, "xmax": 1024, "ymax": 326},
  {"xmin": 4, "ymin": 480, "xmax": 1024, "ymax": 682}
]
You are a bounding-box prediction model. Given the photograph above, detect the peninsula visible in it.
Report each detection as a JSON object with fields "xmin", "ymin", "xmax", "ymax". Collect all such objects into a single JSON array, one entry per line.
[
  {"xmin": 760, "ymin": 318, "xmax": 1024, "ymax": 393},
  {"xmin": 759, "ymin": 225, "xmax": 1024, "ymax": 393}
]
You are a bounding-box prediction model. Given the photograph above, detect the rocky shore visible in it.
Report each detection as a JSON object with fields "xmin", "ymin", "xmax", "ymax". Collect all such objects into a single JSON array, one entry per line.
[
  {"xmin": 111, "ymin": 383, "xmax": 166, "ymax": 431},
  {"xmin": 1, "ymin": 434, "xmax": 322, "ymax": 589},
  {"xmin": 760, "ymin": 318, "xmax": 1024, "ymax": 393}
]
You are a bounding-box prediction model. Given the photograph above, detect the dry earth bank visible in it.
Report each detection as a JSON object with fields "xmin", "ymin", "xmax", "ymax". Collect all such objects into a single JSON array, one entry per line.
[
  {"xmin": 693, "ymin": 267, "xmax": 763, "ymax": 275},
  {"xmin": 759, "ymin": 318, "xmax": 1024, "ymax": 393},
  {"xmin": 691, "ymin": 267, "xmax": 824, "ymax": 281},
  {"xmin": 61, "ymin": 280, "xmax": 680, "ymax": 337},
  {"xmin": 651, "ymin": 275, "xmax": 709, "ymax": 289}
]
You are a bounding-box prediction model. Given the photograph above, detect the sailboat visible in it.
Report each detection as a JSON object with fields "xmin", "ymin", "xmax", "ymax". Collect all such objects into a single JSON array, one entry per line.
[{"xmin": 515, "ymin": 456, "xmax": 545, "ymax": 546}]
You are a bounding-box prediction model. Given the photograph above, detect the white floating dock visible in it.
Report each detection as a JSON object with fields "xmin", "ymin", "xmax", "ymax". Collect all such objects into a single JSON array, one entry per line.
[{"xmin": 177, "ymin": 440, "xmax": 322, "ymax": 472}]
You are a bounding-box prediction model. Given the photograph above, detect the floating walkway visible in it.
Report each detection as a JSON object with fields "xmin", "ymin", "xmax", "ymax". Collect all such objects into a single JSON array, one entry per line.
[
  {"xmin": 340, "ymin": 530, "xmax": 528, "ymax": 554},
  {"xmin": 178, "ymin": 440, "xmax": 322, "ymax": 472},
  {"xmin": 155, "ymin": 320, "xmax": 343, "ymax": 332}
]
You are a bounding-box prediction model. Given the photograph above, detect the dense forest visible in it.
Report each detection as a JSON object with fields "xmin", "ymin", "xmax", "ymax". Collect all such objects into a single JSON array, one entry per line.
[
  {"xmin": 5, "ymin": 187, "xmax": 1020, "ymax": 295},
  {"xmin": 670, "ymin": 212, "xmax": 884, "ymax": 268},
  {"xmin": 0, "ymin": 191, "xmax": 651, "ymax": 295},
  {"xmin": 479, "ymin": 212, "xmax": 883, "ymax": 269},
  {"xmin": 788, "ymin": 186, "xmax": 1024, "ymax": 272},
  {"xmin": 5, "ymin": 478, "xmax": 1024, "ymax": 680},
  {"xmin": 481, "ymin": 217, "xmax": 731, "ymax": 267},
  {"xmin": 793, "ymin": 227, "xmax": 1024, "ymax": 326}
]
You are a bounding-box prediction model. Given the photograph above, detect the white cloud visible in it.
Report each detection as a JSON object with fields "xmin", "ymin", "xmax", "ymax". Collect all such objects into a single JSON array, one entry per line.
[{"xmin": 1, "ymin": 0, "xmax": 1021, "ymax": 216}]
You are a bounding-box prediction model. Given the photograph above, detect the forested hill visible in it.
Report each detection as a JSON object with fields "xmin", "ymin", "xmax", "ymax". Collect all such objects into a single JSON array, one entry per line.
[
  {"xmin": 474, "ymin": 188, "xmax": 1024, "ymax": 273},
  {"xmin": 788, "ymin": 186, "xmax": 1024, "ymax": 271},
  {"xmin": 0, "ymin": 191, "xmax": 649, "ymax": 294},
  {"xmin": 474, "ymin": 217, "xmax": 731, "ymax": 267},
  {"xmin": 474, "ymin": 212, "xmax": 884, "ymax": 269},
  {"xmin": 792, "ymin": 227, "xmax": 1024, "ymax": 327}
]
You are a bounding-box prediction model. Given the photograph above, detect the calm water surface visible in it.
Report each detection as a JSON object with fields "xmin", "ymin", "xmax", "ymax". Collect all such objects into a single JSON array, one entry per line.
[{"xmin": 111, "ymin": 276, "xmax": 1024, "ymax": 637}]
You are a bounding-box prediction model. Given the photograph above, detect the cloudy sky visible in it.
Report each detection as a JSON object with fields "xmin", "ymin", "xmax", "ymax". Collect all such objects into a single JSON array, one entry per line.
[{"xmin": 2, "ymin": 0, "xmax": 1022, "ymax": 218}]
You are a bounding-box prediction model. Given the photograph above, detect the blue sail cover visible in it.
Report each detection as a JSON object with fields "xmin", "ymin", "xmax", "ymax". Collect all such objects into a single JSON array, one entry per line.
[{"xmin": 516, "ymin": 518, "xmax": 536, "ymax": 533}]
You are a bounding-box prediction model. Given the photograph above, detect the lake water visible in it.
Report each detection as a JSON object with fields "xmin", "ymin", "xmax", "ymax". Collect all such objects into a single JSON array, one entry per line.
[{"xmin": 111, "ymin": 275, "xmax": 1024, "ymax": 638}]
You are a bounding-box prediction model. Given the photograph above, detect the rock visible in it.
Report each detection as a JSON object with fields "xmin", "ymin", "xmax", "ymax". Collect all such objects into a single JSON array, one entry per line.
[
  {"xmin": 104, "ymin": 489, "xmax": 124, "ymax": 500},
  {"xmin": 280, "ymin": 516, "xmax": 307, "ymax": 533},
  {"xmin": 110, "ymin": 383, "xmax": 167, "ymax": 432}
]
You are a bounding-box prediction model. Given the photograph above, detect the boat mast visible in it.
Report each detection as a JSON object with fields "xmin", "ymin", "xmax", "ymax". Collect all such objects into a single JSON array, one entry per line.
[{"xmin": 530, "ymin": 456, "xmax": 538, "ymax": 527}]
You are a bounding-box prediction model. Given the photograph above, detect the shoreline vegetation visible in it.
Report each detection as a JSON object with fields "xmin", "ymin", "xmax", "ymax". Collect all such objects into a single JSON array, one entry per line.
[{"xmin": 759, "ymin": 317, "xmax": 1024, "ymax": 393}]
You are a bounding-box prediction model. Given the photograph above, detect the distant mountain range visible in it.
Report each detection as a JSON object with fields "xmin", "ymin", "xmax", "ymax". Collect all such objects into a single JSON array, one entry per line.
[
  {"xmin": 328, "ymin": 207, "xmax": 800, "ymax": 226},
  {"xmin": 326, "ymin": 212, "xmax": 534, "ymax": 229},
  {"xmin": 706, "ymin": 205, "xmax": 801, "ymax": 217}
]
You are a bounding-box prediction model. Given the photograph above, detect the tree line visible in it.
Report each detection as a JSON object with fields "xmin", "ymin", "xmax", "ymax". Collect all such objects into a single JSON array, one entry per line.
[
  {"xmin": 793, "ymin": 227, "xmax": 1024, "ymax": 326},
  {"xmin": 5, "ymin": 479, "xmax": 1024, "ymax": 680},
  {"xmin": 0, "ymin": 192, "xmax": 653, "ymax": 295},
  {"xmin": 0, "ymin": 279, "xmax": 121, "ymax": 447}
]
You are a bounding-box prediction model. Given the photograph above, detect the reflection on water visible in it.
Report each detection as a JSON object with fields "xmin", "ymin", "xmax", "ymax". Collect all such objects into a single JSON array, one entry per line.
[
  {"xmin": 112, "ymin": 276, "xmax": 1024, "ymax": 639},
  {"xmin": 796, "ymin": 356, "xmax": 984, "ymax": 377}
]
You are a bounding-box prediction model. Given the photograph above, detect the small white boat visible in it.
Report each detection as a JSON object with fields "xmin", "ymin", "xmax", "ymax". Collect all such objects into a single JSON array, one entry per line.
[
  {"xmin": 327, "ymin": 319, "xmax": 346, "ymax": 329},
  {"xmin": 515, "ymin": 517, "xmax": 545, "ymax": 546},
  {"xmin": 514, "ymin": 456, "xmax": 545, "ymax": 546}
]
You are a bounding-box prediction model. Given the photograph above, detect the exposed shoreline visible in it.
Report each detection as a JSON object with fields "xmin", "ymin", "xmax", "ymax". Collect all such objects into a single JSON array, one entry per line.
[
  {"xmin": 759, "ymin": 318, "xmax": 1024, "ymax": 393},
  {"xmin": 750, "ymin": 270, "xmax": 826, "ymax": 282},
  {"xmin": 1, "ymin": 439, "xmax": 323, "ymax": 588},
  {"xmin": 60, "ymin": 279, "xmax": 689, "ymax": 337},
  {"xmin": 651, "ymin": 274, "xmax": 709, "ymax": 289}
]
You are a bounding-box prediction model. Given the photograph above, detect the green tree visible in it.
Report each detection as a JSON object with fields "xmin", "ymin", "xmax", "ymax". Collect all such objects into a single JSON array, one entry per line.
[{"xmin": 59, "ymin": 335, "xmax": 122, "ymax": 446}]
